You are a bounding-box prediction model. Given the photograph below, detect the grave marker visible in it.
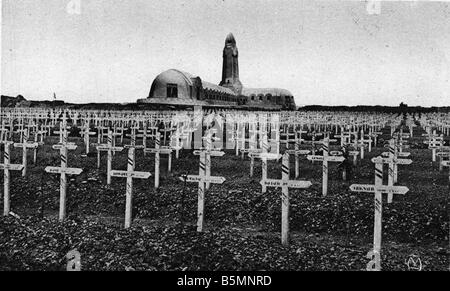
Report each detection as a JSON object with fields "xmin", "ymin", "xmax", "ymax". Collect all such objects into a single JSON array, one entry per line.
[
  {"xmin": 110, "ymin": 147, "xmax": 151, "ymax": 228},
  {"xmin": 97, "ymin": 130, "xmax": 124, "ymax": 185},
  {"xmin": 260, "ymin": 152, "xmax": 312, "ymax": 246},
  {"xmin": 179, "ymin": 148, "xmax": 225, "ymax": 232},
  {"xmin": 307, "ymin": 138, "xmax": 344, "ymax": 196},
  {"xmin": 350, "ymin": 160, "xmax": 409, "ymax": 271},
  {"xmin": 13, "ymin": 129, "xmax": 38, "ymax": 177},
  {"xmin": 144, "ymin": 132, "xmax": 172, "ymax": 188},
  {"xmin": 45, "ymin": 142, "xmax": 82, "ymax": 221},
  {"xmin": 0, "ymin": 142, "xmax": 24, "ymax": 216}
]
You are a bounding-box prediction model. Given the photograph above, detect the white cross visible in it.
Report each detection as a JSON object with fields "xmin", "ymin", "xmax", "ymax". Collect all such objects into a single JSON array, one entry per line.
[
  {"xmin": 260, "ymin": 152, "xmax": 312, "ymax": 246},
  {"xmin": 307, "ymin": 138, "xmax": 344, "ymax": 196},
  {"xmin": 144, "ymin": 132, "xmax": 172, "ymax": 189},
  {"xmin": 0, "ymin": 142, "xmax": 24, "ymax": 216},
  {"xmin": 13, "ymin": 129, "xmax": 38, "ymax": 177},
  {"xmin": 97, "ymin": 130, "xmax": 124, "ymax": 185},
  {"xmin": 45, "ymin": 142, "xmax": 82, "ymax": 221},
  {"xmin": 110, "ymin": 147, "xmax": 151, "ymax": 228},
  {"xmin": 350, "ymin": 158, "xmax": 409, "ymax": 271},
  {"xmin": 179, "ymin": 144, "xmax": 225, "ymax": 232}
]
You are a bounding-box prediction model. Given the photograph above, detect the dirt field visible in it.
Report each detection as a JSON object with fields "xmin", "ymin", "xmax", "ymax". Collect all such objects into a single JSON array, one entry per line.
[{"xmin": 0, "ymin": 124, "xmax": 448, "ymax": 271}]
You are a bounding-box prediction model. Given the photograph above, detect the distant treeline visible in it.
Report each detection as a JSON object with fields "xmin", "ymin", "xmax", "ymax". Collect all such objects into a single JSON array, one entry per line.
[
  {"xmin": 299, "ymin": 105, "xmax": 450, "ymax": 113},
  {"xmin": 2, "ymin": 95, "xmax": 449, "ymax": 113},
  {"xmin": 1, "ymin": 95, "xmax": 286, "ymax": 111}
]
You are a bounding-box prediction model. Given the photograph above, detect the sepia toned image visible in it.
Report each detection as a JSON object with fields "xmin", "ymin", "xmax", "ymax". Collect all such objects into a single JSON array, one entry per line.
[{"xmin": 0, "ymin": 0, "xmax": 449, "ymax": 277}]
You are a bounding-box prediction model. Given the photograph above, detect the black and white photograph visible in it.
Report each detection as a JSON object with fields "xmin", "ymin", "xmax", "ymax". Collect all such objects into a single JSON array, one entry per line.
[{"xmin": 0, "ymin": 0, "xmax": 449, "ymax": 277}]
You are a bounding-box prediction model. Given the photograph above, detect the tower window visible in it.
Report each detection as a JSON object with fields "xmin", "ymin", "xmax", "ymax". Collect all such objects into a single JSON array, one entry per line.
[{"xmin": 167, "ymin": 83, "xmax": 178, "ymax": 98}]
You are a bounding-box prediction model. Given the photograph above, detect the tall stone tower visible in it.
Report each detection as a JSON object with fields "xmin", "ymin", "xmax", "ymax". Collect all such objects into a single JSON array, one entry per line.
[{"xmin": 219, "ymin": 33, "xmax": 243, "ymax": 94}]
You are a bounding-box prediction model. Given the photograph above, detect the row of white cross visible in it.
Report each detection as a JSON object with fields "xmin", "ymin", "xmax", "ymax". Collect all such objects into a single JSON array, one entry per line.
[
  {"xmin": 0, "ymin": 117, "xmax": 390, "ymax": 226},
  {"xmin": 1, "ymin": 113, "xmax": 449, "ymax": 272}
]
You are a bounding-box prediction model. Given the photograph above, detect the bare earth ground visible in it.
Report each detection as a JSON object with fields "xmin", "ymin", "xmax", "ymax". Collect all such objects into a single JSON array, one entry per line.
[{"xmin": 0, "ymin": 125, "xmax": 448, "ymax": 271}]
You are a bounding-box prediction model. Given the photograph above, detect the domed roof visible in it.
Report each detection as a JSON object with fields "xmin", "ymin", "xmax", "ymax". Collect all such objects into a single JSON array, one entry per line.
[
  {"xmin": 149, "ymin": 69, "xmax": 198, "ymax": 99},
  {"xmin": 225, "ymin": 33, "xmax": 236, "ymax": 45},
  {"xmin": 153, "ymin": 69, "xmax": 195, "ymax": 87}
]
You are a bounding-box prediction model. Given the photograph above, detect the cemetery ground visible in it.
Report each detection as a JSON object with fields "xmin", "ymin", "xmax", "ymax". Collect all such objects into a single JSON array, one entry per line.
[{"xmin": 0, "ymin": 130, "xmax": 449, "ymax": 271}]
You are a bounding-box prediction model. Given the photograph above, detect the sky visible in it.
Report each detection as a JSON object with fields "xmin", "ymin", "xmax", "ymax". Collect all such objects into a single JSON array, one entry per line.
[{"xmin": 1, "ymin": 0, "xmax": 450, "ymax": 106}]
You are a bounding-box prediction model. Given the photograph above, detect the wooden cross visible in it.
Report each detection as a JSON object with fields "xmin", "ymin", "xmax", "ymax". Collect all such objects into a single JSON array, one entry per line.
[
  {"xmin": 96, "ymin": 130, "xmax": 124, "ymax": 185},
  {"xmin": 80, "ymin": 122, "xmax": 96, "ymax": 155},
  {"xmin": 111, "ymin": 127, "xmax": 123, "ymax": 153},
  {"xmin": 54, "ymin": 118, "xmax": 72, "ymax": 145},
  {"xmin": 280, "ymin": 130, "xmax": 296, "ymax": 150},
  {"xmin": 226, "ymin": 119, "xmax": 238, "ymax": 154},
  {"xmin": 295, "ymin": 128, "xmax": 307, "ymax": 146},
  {"xmin": 361, "ymin": 130, "xmax": 373, "ymax": 153},
  {"xmin": 393, "ymin": 131, "xmax": 410, "ymax": 154},
  {"xmin": 268, "ymin": 124, "xmax": 280, "ymax": 156},
  {"xmin": 285, "ymin": 133, "xmax": 310, "ymax": 179},
  {"xmin": 14, "ymin": 123, "xmax": 26, "ymax": 143},
  {"xmin": 369, "ymin": 131, "xmax": 383, "ymax": 148},
  {"xmin": 110, "ymin": 147, "xmax": 151, "ymax": 228},
  {"xmin": 13, "ymin": 129, "xmax": 38, "ymax": 177},
  {"xmin": 260, "ymin": 152, "xmax": 312, "ymax": 246},
  {"xmin": 338, "ymin": 128, "xmax": 351, "ymax": 147},
  {"xmin": 32, "ymin": 126, "xmax": 46, "ymax": 164},
  {"xmin": 390, "ymin": 123, "xmax": 396, "ymax": 137},
  {"xmin": 4, "ymin": 120, "xmax": 14, "ymax": 141},
  {"xmin": 383, "ymin": 138, "xmax": 411, "ymax": 181},
  {"xmin": 159, "ymin": 125, "xmax": 176, "ymax": 147},
  {"xmin": 169, "ymin": 128, "xmax": 185, "ymax": 159},
  {"xmin": 350, "ymin": 159, "xmax": 410, "ymax": 271},
  {"xmin": 93, "ymin": 125, "xmax": 106, "ymax": 168},
  {"xmin": 371, "ymin": 153, "xmax": 412, "ymax": 203},
  {"xmin": 307, "ymin": 138, "xmax": 344, "ymax": 196},
  {"xmin": 241, "ymin": 129, "xmax": 260, "ymax": 177},
  {"xmin": 330, "ymin": 149, "xmax": 350, "ymax": 180},
  {"xmin": 137, "ymin": 122, "xmax": 150, "ymax": 154},
  {"xmin": 238, "ymin": 123, "xmax": 254, "ymax": 160},
  {"xmin": 136, "ymin": 129, "xmax": 151, "ymax": 155},
  {"xmin": 125, "ymin": 127, "xmax": 145, "ymax": 161},
  {"xmin": 42, "ymin": 123, "xmax": 53, "ymax": 138},
  {"xmin": 202, "ymin": 129, "xmax": 222, "ymax": 190},
  {"xmin": 423, "ymin": 130, "xmax": 444, "ymax": 162},
  {"xmin": 148, "ymin": 126, "xmax": 159, "ymax": 141},
  {"xmin": 353, "ymin": 140, "xmax": 368, "ymax": 160},
  {"xmin": 179, "ymin": 148, "xmax": 225, "ymax": 232},
  {"xmin": 248, "ymin": 132, "xmax": 282, "ymax": 193},
  {"xmin": 144, "ymin": 132, "xmax": 172, "ymax": 189},
  {"xmin": 115, "ymin": 124, "xmax": 126, "ymax": 144},
  {"xmin": 304, "ymin": 132, "xmax": 323, "ymax": 161},
  {"xmin": 0, "ymin": 142, "xmax": 24, "ymax": 216},
  {"xmin": 45, "ymin": 142, "xmax": 82, "ymax": 221},
  {"xmin": 125, "ymin": 127, "xmax": 139, "ymax": 147}
]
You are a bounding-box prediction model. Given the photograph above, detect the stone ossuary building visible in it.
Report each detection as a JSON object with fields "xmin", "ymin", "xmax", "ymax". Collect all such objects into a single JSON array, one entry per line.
[{"xmin": 137, "ymin": 33, "xmax": 296, "ymax": 110}]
